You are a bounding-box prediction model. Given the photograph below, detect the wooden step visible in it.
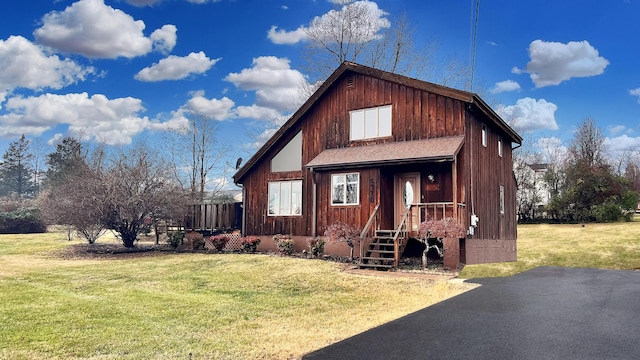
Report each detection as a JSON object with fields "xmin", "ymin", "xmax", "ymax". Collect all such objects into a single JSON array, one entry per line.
[{"xmin": 358, "ymin": 263, "xmax": 393, "ymax": 269}]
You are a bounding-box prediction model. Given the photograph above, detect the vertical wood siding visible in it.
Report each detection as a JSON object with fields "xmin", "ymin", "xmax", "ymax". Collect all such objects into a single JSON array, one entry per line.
[{"xmin": 240, "ymin": 71, "xmax": 515, "ymax": 242}]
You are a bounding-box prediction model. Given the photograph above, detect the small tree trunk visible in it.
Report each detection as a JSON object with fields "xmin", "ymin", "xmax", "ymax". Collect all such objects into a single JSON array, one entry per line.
[{"xmin": 422, "ymin": 249, "xmax": 428, "ymax": 270}]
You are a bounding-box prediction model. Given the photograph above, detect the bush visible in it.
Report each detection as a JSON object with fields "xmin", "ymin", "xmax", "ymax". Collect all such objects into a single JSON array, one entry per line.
[
  {"xmin": 210, "ymin": 235, "xmax": 229, "ymax": 252},
  {"xmin": 185, "ymin": 232, "xmax": 206, "ymax": 250},
  {"xmin": 0, "ymin": 207, "xmax": 47, "ymax": 234},
  {"xmin": 167, "ymin": 231, "xmax": 184, "ymax": 249},
  {"xmin": 307, "ymin": 237, "xmax": 325, "ymax": 258},
  {"xmin": 594, "ymin": 201, "xmax": 622, "ymax": 223},
  {"xmin": 240, "ymin": 236, "xmax": 260, "ymax": 253},
  {"xmin": 273, "ymin": 234, "xmax": 294, "ymax": 256},
  {"xmin": 324, "ymin": 222, "xmax": 361, "ymax": 260}
]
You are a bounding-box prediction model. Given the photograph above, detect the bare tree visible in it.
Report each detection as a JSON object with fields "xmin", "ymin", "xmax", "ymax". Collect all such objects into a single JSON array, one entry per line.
[
  {"xmin": 102, "ymin": 144, "xmax": 187, "ymax": 248},
  {"xmin": 302, "ymin": 2, "xmax": 469, "ymax": 85},
  {"xmin": 568, "ymin": 116, "xmax": 606, "ymax": 168},
  {"xmin": 166, "ymin": 112, "xmax": 228, "ymax": 202}
]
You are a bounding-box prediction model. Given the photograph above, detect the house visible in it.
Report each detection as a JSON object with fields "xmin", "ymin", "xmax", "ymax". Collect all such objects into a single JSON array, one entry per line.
[{"xmin": 233, "ymin": 62, "xmax": 522, "ymax": 269}]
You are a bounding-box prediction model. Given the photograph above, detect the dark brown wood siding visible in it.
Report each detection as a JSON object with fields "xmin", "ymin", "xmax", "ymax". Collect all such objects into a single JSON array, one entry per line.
[
  {"xmin": 239, "ymin": 71, "xmax": 510, "ymax": 238},
  {"xmin": 464, "ymin": 111, "xmax": 517, "ymax": 241}
]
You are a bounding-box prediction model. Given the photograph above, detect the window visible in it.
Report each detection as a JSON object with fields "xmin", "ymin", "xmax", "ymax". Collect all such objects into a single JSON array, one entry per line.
[
  {"xmin": 350, "ymin": 105, "xmax": 392, "ymax": 140},
  {"xmin": 498, "ymin": 137, "xmax": 503, "ymax": 157},
  {"xmin": 268, "ymin": 180, "xmax": 302, "ymax": 216},
  {"xmin": 271, "ymin": 131, "xmax": 302, "ymax": 172},
  {"xmin": 481, "ymin": 125, "xmax": 487, "ymax": 147},
  {"xmin": 499, "ymin": 185, "xmax": 505, "ymax": 215},
  {"xmin": 332, "ymin": 173, "xmax": 359, "ymax": 205}
]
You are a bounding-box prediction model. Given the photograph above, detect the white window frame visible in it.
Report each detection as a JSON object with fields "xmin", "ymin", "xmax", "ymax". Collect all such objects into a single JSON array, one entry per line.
[
  {"xmin": 482, "ymin": 125, "xmax": 487, "ymax": 147},
  {"xmin": 268, "ymin": 180, "xmax": 302, "ymax": 216},
  {"xmin": 331, "ymin": 173, "xmax": 360, "ymax": 206},
  {"xmin": 498, "ymin": 137, "xmax": 503, "ymax": 157},
  {"xmin": 349, "ymin": 105, "xmax": 392, "ymax": 141},
  {"xmin": 499, "ymin": 185, "xmax": 505, "ymax": 215}
]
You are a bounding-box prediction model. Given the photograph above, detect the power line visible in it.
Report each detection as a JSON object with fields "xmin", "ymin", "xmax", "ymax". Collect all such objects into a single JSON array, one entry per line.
[{"xmin": 469, "ymin": 0, "xmax": 480, "ymax": 92}]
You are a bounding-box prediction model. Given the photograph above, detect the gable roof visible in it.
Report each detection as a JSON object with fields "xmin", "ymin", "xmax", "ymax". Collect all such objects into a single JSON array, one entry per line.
[
  {"xmin": 306, "ymin": 136, "xmax": 464, "ymax": 170},
  {"xmin": 234, "ymin": 62, "xmax": 521, "ymax": 183}
]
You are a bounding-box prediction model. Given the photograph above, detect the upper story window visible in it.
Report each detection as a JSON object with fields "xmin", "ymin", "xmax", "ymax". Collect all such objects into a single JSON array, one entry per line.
[
  {"xmin": 349, "ymin": 105, "xmax": 392, "ymax": 141},
  {"xmin": 498, "ymin": 137, "xmax": 503, "ymax": 157},
  {"xmin": 332, "ymin": 173, "xmax": 359, "ymax": 205},
  {"xmin": 481, "ymin": 124, "xmax": 487, "ymax": 147},
  {"xmin": 271, "ymin": 131, "xmax": 302, "ymax": 172}
]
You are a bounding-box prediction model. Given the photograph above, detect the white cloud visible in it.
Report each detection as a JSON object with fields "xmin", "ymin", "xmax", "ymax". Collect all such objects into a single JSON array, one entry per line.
[
  {"xmin": 150, "ymin": 24, "xmax": 177, "ymax": 54},
  {"xmin": 224, "ymin": 56, "xmax": 307, "ymax": 112},
  {"xmin": 33, "ymin": 0, "xmax": 173, "ymax": 59},
  {"xmin": 234, "ymin": 105, "xmax": 282, "ymax": 120},
  {"xmin": 515, "ymin": 40, "xmax": 609, "ymax": 87},
  {"xmin": 0, "ymin": 36, "xmax": 94, "ymax": 100},
  {"xmin": 135, "ymin": 52, "xmax": 219, "ymax": 81},
  {"xmin": 491, "ymin": 80, "xmax": 520, "ymax": 94},
  {"xmin": 269, "ymin": 0, "xmax": 389, "ymax": 46},
  {"xmin": 496, "ymin": 97, "xmax": 559, "ymax": 132},
  {"xmin": 181, "ymin": 92, "xmax": 235, "ymax": 120},
  {"xmin": 267, "ymin": 26, "xmax": 308, "ymax": 45},
  {"xmin": 0, "ymin": 92, "xmax": 168, "ymax": 144},
  {"xmin": 536, "ymin": 137, "xmax": 568, "ymax": 164},
  {"xmin": 630, "ymin": 88, "xmax": 640, "ymax": 103},
  {"xmin": 125, "ymin": 0, "xmax": 162, "ymax": 6},
  {"xmin": 608, "ymin": 125, "xmax": 628, "ymax": 136},
  {"xmin": 604, "ymin": 134, "xmax": 640, "ymax": 153}
]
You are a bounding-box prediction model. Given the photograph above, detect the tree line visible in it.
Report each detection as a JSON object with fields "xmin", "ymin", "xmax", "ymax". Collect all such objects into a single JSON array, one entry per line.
[
  {"xmin": 0, "ymin": 112, "xmax": 230, "ymax": 246},
  {"xmin": 515, "ymin": 117, "xmax": 639, "ymax": 223}
]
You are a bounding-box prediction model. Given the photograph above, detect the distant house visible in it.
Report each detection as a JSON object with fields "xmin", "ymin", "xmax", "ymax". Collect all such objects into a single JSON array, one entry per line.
[{"xmin": 233, "ymin": 62, "xmax": 522, "ymax": 268}]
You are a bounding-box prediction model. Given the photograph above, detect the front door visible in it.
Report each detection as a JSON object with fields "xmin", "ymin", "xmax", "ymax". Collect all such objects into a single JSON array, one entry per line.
[{"xmin": 394, "ymin": 173, "xmax": 421, "ymax": 232}]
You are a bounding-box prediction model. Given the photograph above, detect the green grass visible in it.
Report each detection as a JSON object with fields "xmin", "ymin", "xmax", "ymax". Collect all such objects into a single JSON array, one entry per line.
[
  {"xmin": 459, "ymin": 215, "xmax": 640, "ymax": 279},
  {"xmin": 0, "ymin": 233, "xmax": 472, "ymax": 359}
]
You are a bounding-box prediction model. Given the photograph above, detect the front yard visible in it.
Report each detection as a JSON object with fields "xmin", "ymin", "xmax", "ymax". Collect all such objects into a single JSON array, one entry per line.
[{"xmin": 0, "ymin": 232, "xmax": 472, "ymax": 359}]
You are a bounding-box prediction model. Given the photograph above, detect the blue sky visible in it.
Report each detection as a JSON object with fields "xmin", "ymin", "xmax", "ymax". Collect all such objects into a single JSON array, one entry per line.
[{"xmin": 1, "ymin": 0, "xmax": 640, "ymax": 182}]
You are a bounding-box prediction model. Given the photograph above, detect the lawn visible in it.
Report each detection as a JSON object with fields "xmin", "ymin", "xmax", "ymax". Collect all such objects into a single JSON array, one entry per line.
[
  {"xmin": 0, "ymin": 232, "xmax": 473, "ymax": 360},
  {"xmin": 459, "ymin": 215, "xmax": 640, "ymax": 279}
]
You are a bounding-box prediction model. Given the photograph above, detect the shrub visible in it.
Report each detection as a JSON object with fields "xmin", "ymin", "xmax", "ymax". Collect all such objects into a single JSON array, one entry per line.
[
  {"xmin": 594, "ymin": 201, "xmax": 623, "ymax": 223},
  {"xmin": 185, "ymin": 232, "xmax": 205, "ymax": 250},
  {"xmin": 418, "ymin": 217, "xmax": 467, "ymax": 240},
  {"xmin": 273, "ymin": 234, "xmax": 294, "ymax": 256},
  {"xmin": 324, "ymin": 222, "xmax": 361, "ymax": 260},
  {"xmin": 240, "ymin": 236, "xmax": 261, "ymax": 253},
  {"xmin": 307, "ymin": 237, "xmax": 325, "ymax": 258},
  {"xmin": 167, "ymin": 231, "xmax": 184, "ymax": 249},
  {"xmin": 210, "ymin": 235, "xmax": 229, "ymax": 252},
  {"xmin": 0, "ymin": 207, "xmax": 47, "ymax": 234}
]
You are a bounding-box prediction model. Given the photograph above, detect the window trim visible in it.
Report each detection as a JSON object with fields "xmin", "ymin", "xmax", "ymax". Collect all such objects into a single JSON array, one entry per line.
[
  {"xmin": 331, "ymin": 172, "xmax": 360, "ymax": 206},
  {"xmin": 481, "ymin": 125, "xmax": 487, "ymax": 148},
  {"xmin": 268, "ymin": 180, "xmax": 302, "ymax": 216},
  {"xmin": 349, "ymin": 105, "xmax": 392, "ymax": 141}
]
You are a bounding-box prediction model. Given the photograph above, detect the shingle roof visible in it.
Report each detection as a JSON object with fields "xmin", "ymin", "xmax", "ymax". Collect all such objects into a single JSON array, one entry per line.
[{"xmin": 306, "ymin": 136, "xmax": 464, "ymax": 170}]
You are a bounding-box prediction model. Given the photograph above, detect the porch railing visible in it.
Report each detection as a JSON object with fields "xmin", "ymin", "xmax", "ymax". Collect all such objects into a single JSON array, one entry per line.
[
  {"xmin": 359, "ymin": 203, "xmax": 379, "ymax": 261},
  {"xmin": 407, "ymin": 202, "xmax": 466, "ymax": 236}
]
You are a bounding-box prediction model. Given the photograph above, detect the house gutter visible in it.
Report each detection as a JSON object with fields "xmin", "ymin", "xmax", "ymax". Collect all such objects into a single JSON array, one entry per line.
[
  {"xmin": 240, "ymin": 184, "xmax": 247, "ymax": 235},
  {"xmin": 310, "ymin": 168, "xmax": 317, "ymax": 238}
]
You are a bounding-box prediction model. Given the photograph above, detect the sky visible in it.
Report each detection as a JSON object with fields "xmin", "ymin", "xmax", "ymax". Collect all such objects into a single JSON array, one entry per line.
[{"xmin": 1, "ymin": 0, "xmax": 640, "ymax": 187}]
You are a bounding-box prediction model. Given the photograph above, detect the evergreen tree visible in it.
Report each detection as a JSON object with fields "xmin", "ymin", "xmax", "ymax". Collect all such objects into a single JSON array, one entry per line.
[
  {"xmin": 45, "ymin": 136, "xmax": 86, "ymax": 188},
  {"xmin": 0, "ymin": 135, "xmax": 36, "ymax": 198}
]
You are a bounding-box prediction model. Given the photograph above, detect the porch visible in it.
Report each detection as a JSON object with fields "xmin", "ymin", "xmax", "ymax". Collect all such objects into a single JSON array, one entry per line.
[{"xmin": 358, "ymin": 201, "xmax": 467, "ymax": 270}]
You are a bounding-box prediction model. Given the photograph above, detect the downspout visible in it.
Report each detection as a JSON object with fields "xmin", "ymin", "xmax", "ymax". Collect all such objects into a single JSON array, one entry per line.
[
  {"xmin": 310, "ymin": 168, "xmax": 317, "ymax": 238},
  {"xmin": 241, "ymin": 184, "xmax": 247, "ymax": 235}
]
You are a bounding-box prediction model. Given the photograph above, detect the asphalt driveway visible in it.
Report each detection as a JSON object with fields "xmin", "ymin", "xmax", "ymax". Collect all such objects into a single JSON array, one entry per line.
[{"xmin": 303, "ymin": 267, "xmax": 640, "ymax": 359}]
